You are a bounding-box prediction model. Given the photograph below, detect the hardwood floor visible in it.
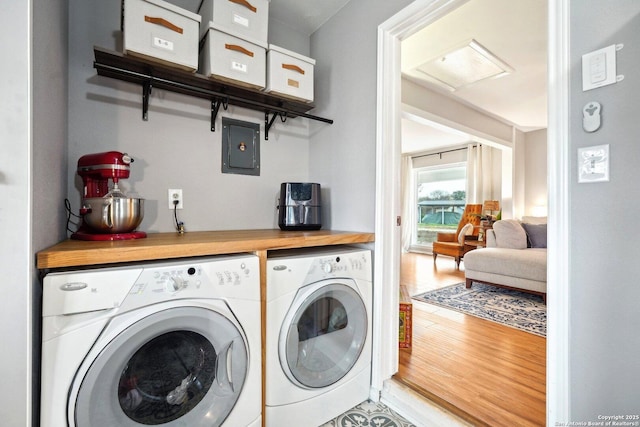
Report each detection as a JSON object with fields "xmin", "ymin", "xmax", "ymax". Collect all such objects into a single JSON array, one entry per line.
[{"xmin": 394, "ymin": 252, "xmax": 546, "ymax": 427}]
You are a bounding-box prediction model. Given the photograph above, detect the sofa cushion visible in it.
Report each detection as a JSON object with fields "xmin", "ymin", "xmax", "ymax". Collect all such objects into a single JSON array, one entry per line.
[
  {"xmin": 522, "ymin": 223, "xmax": 547, "ymax": 248},
  {"xmin": 464, "ymin": 247, "xmax": 547, "ymax": 283},
  {"xmin": 492, "ymin": 219, "xmax": 527, "ymax": 249}
]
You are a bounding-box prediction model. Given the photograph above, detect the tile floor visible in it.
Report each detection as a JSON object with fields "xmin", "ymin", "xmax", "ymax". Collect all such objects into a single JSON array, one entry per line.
[{"xmin": 321, "ymin": 400, "xmax": 416, "ymax": 427}]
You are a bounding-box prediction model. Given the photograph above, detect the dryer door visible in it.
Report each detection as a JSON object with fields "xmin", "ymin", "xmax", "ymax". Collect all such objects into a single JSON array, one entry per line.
[
  {"xmin": 72, "ymin": 306, "xmax": 247, "ymax": 427},
  {"xmin": 280, "ymin": 280, "xmax": 368, "ymax": 389}
]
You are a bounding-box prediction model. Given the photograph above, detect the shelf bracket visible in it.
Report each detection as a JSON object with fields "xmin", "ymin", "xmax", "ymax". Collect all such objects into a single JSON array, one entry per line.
[
  {"xmin": 210, "ymin": 97, "xmax": 229, "ymax": 131},
  {"xmin": 142, "ymin": 80, "xmax": 152, "ymax": 121},
  {"xmin": 94, "ymin": 48, "xmax": 334, "ymax": 135},
  {"xmin": 264, "ymin": 111, "xmax": 287, "ymax": 141}
]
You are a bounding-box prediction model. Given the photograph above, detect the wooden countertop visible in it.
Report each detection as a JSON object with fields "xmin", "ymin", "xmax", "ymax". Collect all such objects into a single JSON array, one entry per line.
[{"xmin": 36, "ymin": 229, "xmax": 375, "ymax": 269}]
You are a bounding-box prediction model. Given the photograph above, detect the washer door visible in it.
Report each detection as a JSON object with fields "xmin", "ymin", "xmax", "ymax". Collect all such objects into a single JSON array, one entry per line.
[
  {"xmin": 73, "ymin": 306, "xmax": 247, "ymax": 427},
  {"xmin": 280, "ymin": 280, "xmax": 367, "ymax": 389}
]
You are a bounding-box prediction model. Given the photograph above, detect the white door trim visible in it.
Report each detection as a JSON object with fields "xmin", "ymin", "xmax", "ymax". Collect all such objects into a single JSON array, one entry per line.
[
  {"xmin": 546, "ymin": 0, "xmax": 571, "ymax": 423},
  {"xmin": 372, "ymin": 0, "xmax": 471, "ymax": 395}
]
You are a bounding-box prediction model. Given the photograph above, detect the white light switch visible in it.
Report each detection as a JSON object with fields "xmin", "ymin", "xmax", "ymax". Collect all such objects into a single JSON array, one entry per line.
[
  {"xmin": 578, "ymin": 144, "xmax": 609, "ymax": 183},
  {"xmin": 589, "ymin": 52, "xmax": 606, "ymax": 84},
  {"xmin": 582, "ymin": 45, "xmax": 617, "ymax": 91}
]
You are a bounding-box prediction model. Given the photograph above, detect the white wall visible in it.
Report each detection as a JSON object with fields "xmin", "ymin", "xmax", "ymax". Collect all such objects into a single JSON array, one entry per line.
[
  {"xmin": 524, "ymin": 129, "xmax": 547, "ymax": 215},
  {"xmin": 401, "ymin": 81, "xmax": 549, "ymax": 220},
  {"xmin": 568, "ymin": 0, "xmax": 640, "ymax": 420},
  {"xmin": 401, "ymin": 74, "xmax": 534, "ymax": 220},
  {"xmin": 1, "ymin": 2, "xmax": 33, "ymax": 426},
  {"xmin": 67, "ymin": 0, "xmax": 312, "ymax": 233},
  {"xmin": 402, "ymin": 79, "xmax": 514, "ymax": 144}
]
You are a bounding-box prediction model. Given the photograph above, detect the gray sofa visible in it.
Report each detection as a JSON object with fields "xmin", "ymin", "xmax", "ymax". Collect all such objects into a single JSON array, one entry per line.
[{"xmin": 463, "ymin": 218, "xmax": 547, "ymax": 303}]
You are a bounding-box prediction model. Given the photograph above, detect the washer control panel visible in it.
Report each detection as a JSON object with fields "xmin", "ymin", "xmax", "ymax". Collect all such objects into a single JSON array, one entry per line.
[
  {"xmin": 130, "ymin": 264, "xmax": 204, "ymax": 296},
  {"xmin": 132, "ymin": 256, "xmax": 257, "ymax": 296},
  {"xmin": 43, "ymin": 254, "xmax": 260, "ymax": 317}
]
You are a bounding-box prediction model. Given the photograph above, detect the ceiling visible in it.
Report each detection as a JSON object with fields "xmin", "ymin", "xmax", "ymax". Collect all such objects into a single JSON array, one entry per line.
[
  {"xmin": 170, "ymin": 0, "xmax": 547, "ymax": 155},
  {"xmin": 401, "ymin": 0, "xmax": 548, "ymax": 154}
]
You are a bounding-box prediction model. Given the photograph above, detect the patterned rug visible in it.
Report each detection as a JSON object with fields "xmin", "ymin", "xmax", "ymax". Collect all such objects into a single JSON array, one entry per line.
[
  {"xmin": 320, "ymin": 400, "xmax": 415, "ymax": 427},
  {"xmin": 412, "ymin": 282, "xmax": 546, "ymax": 337}
]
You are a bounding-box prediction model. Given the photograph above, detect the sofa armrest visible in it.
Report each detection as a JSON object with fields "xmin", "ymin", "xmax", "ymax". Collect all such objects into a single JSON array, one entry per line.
[{"xmin": 486, "ymin": 229, "xmax": 497, "ymax": 247}]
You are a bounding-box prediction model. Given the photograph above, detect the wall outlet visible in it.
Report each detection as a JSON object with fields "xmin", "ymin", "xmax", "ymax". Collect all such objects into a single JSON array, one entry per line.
[{"xmin": 168, "ymin": 189, "xmax": 183, "ymax": 209}]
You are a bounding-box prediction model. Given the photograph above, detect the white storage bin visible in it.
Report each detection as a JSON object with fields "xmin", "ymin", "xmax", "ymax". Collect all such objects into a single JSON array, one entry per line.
[
  {"xmin": 198, "ymin": 0, "xmax": 269, "ymax": 45},
  {"xmin": 265, "ymin": 45, "xmax": 315, "ymax": 103},
  {"xmin": 123, "ymin": 0, "xmax": 201, "ymax": 71},
  {"xmin": 199, "ymin": 26, "xmax": 266, "ymax": 89}
]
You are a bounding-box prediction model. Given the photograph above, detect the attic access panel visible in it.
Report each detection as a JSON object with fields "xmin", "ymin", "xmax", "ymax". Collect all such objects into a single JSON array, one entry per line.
[{"xmin": 222, "ymin": 118, "xmax": 260, "ymax": 176}]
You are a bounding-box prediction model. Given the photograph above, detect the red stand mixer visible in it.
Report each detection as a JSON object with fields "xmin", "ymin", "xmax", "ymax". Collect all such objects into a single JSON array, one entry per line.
[{"xmin": 71, "ymin": 151, "xmax": 147, "ymax": 241}]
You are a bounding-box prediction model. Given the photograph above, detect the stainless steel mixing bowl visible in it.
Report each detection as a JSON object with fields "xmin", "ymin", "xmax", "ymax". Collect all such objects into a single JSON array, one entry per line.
[{"xmin": 82, "ymin": 197, "xmax": 144, "ymax": 233}]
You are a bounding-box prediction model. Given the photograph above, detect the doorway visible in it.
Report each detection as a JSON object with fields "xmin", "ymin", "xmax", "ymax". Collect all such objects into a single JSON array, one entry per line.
[{"xmin": 373, "ymin": 0, "xmax": 570, "ymax": 423}]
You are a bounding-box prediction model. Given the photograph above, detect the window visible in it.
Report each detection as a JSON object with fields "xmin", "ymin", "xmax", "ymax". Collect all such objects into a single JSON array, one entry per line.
[{"xmin": 413, "ymin": 163, "xmax": 467, "ymax": 248}]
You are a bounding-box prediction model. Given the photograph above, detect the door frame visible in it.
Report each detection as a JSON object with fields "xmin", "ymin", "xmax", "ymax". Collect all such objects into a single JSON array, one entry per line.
[{"xmin": 372, "ymin": 0, "xmax": 570, "ymax": 423}]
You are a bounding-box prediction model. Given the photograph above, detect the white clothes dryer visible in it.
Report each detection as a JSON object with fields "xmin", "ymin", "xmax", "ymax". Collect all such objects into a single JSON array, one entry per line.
[
  {"xmin": 41, "ymin": 254, "xmax": 261, "ymax": 427},
  {"xmin": 265, "ymin": 246, "xmax": 372, "ymax": 427}
]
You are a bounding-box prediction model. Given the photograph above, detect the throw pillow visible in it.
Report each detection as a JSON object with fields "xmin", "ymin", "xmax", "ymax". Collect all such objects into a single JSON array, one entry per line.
[
  {"xmin": 458, "ymin": 223, "xmax": 474, "ymax": 245},
  {"xmin": 492, "ymin": 219, "xmax": 527, "ymax": 249},
  {"xmin": 521, "ymin": 216, "xmax": 547, "ymax": 225},
  {"xmin": 522, "ymin": 223, "xmax": 547, "ymax": 248}
]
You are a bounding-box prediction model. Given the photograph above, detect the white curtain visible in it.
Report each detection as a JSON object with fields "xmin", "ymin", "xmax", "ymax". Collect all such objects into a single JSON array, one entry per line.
[
  {"xmin": 401, "ymin": 154, "xmax": 413, "ymax": 252},
  {"xmin": 466, "ymin": 143, "xmax": 494, "ymax": 203}
]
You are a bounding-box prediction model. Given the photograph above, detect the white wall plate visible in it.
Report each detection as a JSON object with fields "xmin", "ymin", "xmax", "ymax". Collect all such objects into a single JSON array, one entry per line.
[
  {"xmin": 582, "ymin": 45, "xmax": 617, "ymax": 91},
  {"xmin": 578, "ymin": 144, "xmax": 609, "ymax": 183}
]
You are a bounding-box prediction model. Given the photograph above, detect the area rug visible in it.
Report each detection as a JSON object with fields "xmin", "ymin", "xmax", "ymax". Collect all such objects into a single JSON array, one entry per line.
[{"xmin": 413, "ymin": 282, "xmax": 546, "ymax": 337}]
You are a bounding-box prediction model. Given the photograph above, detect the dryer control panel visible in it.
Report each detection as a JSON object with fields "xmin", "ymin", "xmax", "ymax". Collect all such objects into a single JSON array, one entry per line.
[
  {"xmin": 312, "ymin": 250, "xmax": 371, "ymax": 281},
  {"xmin": 319, "ymin": 253, "xmax": 369, "ymax": 275},
  {"xmin": 267, "ymin": 247, "xmax": 372, "ymax": 295}
]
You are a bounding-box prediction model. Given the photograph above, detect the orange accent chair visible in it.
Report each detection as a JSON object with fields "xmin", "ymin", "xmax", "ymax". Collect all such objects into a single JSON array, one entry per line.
[{"xmin": 432, "ymin": 204, "xmax": 483, "ymax": 269}]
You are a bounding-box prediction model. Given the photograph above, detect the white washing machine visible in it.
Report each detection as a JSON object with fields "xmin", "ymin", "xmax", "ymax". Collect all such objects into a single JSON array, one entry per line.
[
  {"xmin": 41, "ymin": 254, "xmax": 261, "ymax": 427},
  {"xmin": 265, "ymin": 246, "xmax": 372, "ymax": 427}
]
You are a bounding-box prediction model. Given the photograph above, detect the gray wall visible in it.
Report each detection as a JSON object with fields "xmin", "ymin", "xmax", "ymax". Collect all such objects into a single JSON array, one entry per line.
[
  {"xmin": 67, "ymin": 0, "xmax": 312, "ymax": 233},
  {"xmin": 32, "ymin": 0, "xmax": 69, "ymax": 422},
  {"xmin": 12, "ymin": 1, "xmax": 640, "ymax": 424},
  {"xmin": 310, "ymin": 0, "xmax": 413, "ymax": 231},
  {"xmin": 569, "ymin": 0, "xmax": 640, "ymax": 419}
]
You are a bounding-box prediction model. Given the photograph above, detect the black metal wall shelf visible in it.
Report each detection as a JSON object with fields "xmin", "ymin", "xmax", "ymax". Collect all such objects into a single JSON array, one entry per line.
[{"xmin": 93, "ymin": 46, "xmax": 333, "ymax": 140}]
